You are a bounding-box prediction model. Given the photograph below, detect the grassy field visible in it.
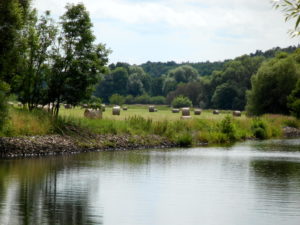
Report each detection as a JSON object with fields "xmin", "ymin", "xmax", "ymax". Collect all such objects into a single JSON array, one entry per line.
[{"xmin": 2, "ymin": 105, "xmax": 299, "ymax": 146}]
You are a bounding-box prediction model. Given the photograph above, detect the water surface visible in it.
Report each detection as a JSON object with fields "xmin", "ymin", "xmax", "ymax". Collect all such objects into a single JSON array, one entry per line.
[{"xmin": 0, "ymin": 139, "xmax": 300, "ymax": 225}]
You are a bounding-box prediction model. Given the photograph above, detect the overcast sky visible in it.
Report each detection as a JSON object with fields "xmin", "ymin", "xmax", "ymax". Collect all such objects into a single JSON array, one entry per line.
[{"xmin": 33, "ymin": 0, "xmax": 299, "ymax": 64}]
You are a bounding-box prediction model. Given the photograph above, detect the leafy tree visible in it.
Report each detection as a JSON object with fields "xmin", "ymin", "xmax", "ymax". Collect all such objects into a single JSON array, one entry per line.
[
  {"xmin": 47, "ymin": 3, "xmax": 110, "ymax": 116},
  {"xmin": 288, "ymin": 79, "xmax": 300, "ymax": 118},
  {"xmin": 273, "ymin": 0, "xmax": 300, "ymax": 36},
  {"xmin": 109, "ymin": 94, "xmax": 125, "ymax": 106},
  {"xmin": 211, "ymin": 82, "xmax": 239, "ymax": 110},
  {"xmin": 168, "ymin": 65, "xmax": 199, "ymax": 83},
  {"xmin": 246, "ymin": 52, "xmax": 300, "ymax": 115},
  {"xmin": 14, "ymin": 10, "xmax": 57, "ymax": 110},
  {"xmin": 171, "ymin": 96, "xmax": 192, "ymax": 108}
]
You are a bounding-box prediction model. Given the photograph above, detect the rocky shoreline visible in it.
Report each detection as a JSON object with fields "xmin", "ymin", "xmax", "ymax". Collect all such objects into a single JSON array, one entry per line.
[
  {"xmin": 0, "ymin": 134, "xmax": 176, "ymax": 158},
  {"xmin": 0, "ymin": 126, "xmax": 299, "ymax": 158}
]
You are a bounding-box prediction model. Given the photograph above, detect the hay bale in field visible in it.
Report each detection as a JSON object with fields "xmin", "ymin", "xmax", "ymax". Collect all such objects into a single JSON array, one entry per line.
[
  {"xmin": 194, "ymin": 109, "xmax": 202, "ymax": 115},
  {"xmin": 112, "ymin": 106, "xmax": 121, "ymax": 115},
  {"xmin": 17, "ymin": 103, "xmax": 23, "ymax": 107},
  {"xmin": 8, "ymin": 102, "xmax": 14, "ymax": 106},
  {"xmin": 154, "ymin": 109, "xmax": 158, "ymax": 112},
  {"xmin": 81, "ymin": 104, "xmax": 88, "ymax": 109},
  {"xmin": 181, "ymin": 116, "xmax": 191, "ymax": 120},
  {"xmin": 64, "ymin": 104, "xmax": 72, "ymax": 109},
  {"xmin": 123, "ymin": 107, "xmax": 128, "ymax": 111},
  {"xmin": 181, "ymin": 108, "xmax": 190, "ymax": 116},
  {"xmin": 84, "ymin": 109, "xmax": 102, "ymax": 119},
  {"xmin": 233, "ymin": 111, "xmax": 241, "ymax": 117},
  {"xmin": 172, "ymin": 108, "xmax": 180, "ymax": 113},
  {"xmin": 213, "ymin": 110, "xmax": 220, "ymax": 115},
  {"xmin": 149, "ymin": 106, "xmax": 155, "ymax": 112}
]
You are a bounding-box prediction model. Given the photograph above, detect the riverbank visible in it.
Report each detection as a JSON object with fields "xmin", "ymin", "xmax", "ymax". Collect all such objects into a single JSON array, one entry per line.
[
  {"xmin": 1, "ymin": 107, "xmax": 300, "ymax": 158},
  {"xmin": 0, "ymin": 134, "xmax": 176, "ymax": 158},
  {"xmin": 0, "ymin": 126, "xmax": 299, "ymax": 158}
]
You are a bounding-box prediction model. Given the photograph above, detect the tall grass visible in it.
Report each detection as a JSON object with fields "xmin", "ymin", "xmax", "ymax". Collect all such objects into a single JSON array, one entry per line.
[{"xmin": 1, "ymin": 106, "xmax": 296, "ymax": 146}]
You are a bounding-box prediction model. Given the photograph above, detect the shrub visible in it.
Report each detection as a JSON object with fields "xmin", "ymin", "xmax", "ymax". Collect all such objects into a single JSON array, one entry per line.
[
  {"xmin": 125, "ymin": 95, "xmax": 135, "ymax": 104},
  {"xmin": 171, "ymin": 95, "xmax": 192, "ymax": 108},
  {"xmin": 150, "ymin": 96, "xmax": 166, "ymax": 105},
  {"xmin": 219, "ymin": 116, "xmax": 236, "ymax": 140},
  {"xmin": 175, "ymin": 132, "xmax": 193, "ymax": 147},
  {"xmin": 109, "ymin": 94, "xmax": 125, "ymax": 106},
  {"xmin": 135, "ymin": 94, "xmax": 151, "ymax": 104},
  {"xmin": 251, "ymin": 118, "xmax": 268, "ymax": 139}
]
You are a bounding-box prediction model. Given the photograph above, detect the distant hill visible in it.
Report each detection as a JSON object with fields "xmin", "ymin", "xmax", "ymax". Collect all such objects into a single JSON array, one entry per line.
[{"xmin": 136, "ymin": 45, "xmax": 299, "ymax": 77}]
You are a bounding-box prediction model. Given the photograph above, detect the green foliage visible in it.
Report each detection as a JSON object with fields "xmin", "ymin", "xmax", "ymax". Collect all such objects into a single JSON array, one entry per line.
[
  {"xmin": 0, "ymin": 82, "xmax": 10, "ymax": 130},
  {"xmin": 288, "ymin": 79, "xmax": 300, "ymax": 118},
  {"xmin": 171, "ymin": 96, "xmax": 192, "ymax": 108},
  {"xmin": 175, "ymin": 132, "xmax": 193, "ymax": 147},
  {"xmin": 273, "ymin": 0, "xmax": 300, "ymax": 36},
  {"xmin": 251, "ymin": 118, "xmax": 268, "ymax": 139},
  {"xmin": 247, "ymin": 52, "xmax": 300, "ymax": 115},
  {"xmin": 219, "ymin": 116, "xmax": 236, "ymax": 140},
  {"xmin": 109, "ymin": 94, "xmax": 125, "ymax": 106}
]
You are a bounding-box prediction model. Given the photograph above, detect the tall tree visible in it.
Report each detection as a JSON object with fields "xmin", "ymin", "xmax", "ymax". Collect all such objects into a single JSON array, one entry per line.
[{"xmin": 48, "ymin": 3, "xmax": 110, "ymax": 116}]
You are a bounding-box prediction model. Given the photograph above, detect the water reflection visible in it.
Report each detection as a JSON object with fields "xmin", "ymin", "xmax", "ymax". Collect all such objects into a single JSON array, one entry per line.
[{"xmin": 0, "ymin": 140, "xmax": 299, "ymax": 225}]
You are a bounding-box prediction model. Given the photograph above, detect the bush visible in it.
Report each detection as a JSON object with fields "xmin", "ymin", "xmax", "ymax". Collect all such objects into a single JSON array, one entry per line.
[
  {"xmin": 251, "ymin": 118, "xmax": 268, "ymax": 139},
  {"xmin": 171, "ymin": 95, "xmax": 192, "ymax": 108},
  {"xmin": 109, "ymin": 94, "xmax": 125, "ymax": 106},
  {"xmin": 125, "ymin": 95, "xmax": 135, "ymax": 104},
  {"xmin": 219, "ymin": 116, "xmax": 236, "ymax": 140},
  {"xmin": 150, "ymin": 96, "xmax": 166, "ymax": 105},
  {"xmin": 135, "ymin": 94, "xmax": 151, "ymax": 104},
  {"xmin": 175, "ymin": 132, "xmax": 193, "ymax": 147}
]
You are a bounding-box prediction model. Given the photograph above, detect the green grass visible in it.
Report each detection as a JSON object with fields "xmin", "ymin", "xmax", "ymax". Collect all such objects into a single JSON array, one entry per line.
[{"xmin": 1, "ymin": 105, "xmax": 297, "ymax": 146}]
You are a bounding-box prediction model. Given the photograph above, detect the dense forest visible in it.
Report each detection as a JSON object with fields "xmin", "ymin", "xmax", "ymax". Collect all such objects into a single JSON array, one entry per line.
[{"xmin": 95, "ymin": 45, "xmax": 300, "ymax": 112}]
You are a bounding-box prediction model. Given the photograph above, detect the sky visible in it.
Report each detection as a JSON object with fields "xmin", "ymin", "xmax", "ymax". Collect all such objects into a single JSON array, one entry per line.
[{"xmin": 33, "ymin": 0, "xmax": 299, "ymax": 64}]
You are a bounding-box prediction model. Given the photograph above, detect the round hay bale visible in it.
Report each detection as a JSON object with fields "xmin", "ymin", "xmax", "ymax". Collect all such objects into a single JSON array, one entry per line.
[
  {"xmin": 17, "ymin": 103, "xmax": 23, "ymax": 107},
  {"xmin": 154, "ymin": 109, "xmax": 158, "ymax": 112},
  {"xmin": 123, "ymin": 107, "xmax": 128, "ymax": 111},
  {"xmin": 233, "ymin": 111, "xmax": 241, "ymax": 117},
  {"xmin": 84, "ymin": 109, "xmax": 102, "ymax": 119},
  {"xmin": 112, "ymin": 106, "xmax": 121, "ymax": 115},
  {"xmin": 181, "ymin": 116, "xmax": 192, "ymax": 120},
  {"xmin": 213, "ymin": 110, "xmax": 220, "ymax": 115},
  {"xmin": 194, "ymin": 109, "xmax": 202, "ymax": 115},
  {"xmin": 8, "ymin": 102, "xmax": 14, "ymax": 106},
  {"xmin": 149, "ymin": 106, "xmax": 155, "ymax": 112},
  {"xmin": 181, "ymin": 108, "xmax": 190, "ymax": 116},
  {"xmin": 172, "ymin": 108, "xmax": 180, "ymax": 113},
  {"xmin": 81, "ymin": 104, "xmax": 88, "ymax": 109}
]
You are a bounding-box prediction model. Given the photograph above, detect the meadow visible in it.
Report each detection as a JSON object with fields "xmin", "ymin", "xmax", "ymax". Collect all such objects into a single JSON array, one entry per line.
[{"xmin": 1, "ymin": 104, "xmax": 298, "ymax": 146}]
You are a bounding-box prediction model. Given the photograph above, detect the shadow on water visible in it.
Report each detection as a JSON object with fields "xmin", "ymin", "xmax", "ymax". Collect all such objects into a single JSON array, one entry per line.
[{"xmin": 0, "ymin": 156, "xmax": 103, "ymax": 225}]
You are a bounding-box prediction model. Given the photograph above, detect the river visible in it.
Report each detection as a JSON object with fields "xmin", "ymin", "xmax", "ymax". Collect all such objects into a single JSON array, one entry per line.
[{"xmin": 0, "ymin": 139, "xmax": 300, "ymax": 225}]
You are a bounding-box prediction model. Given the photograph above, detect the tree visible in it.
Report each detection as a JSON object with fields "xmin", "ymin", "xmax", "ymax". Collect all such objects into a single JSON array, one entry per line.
[
  {"xmin": 109, "ymin": 94, "xmax": 125, "ymax": 106},
  {"xmin": 246, "ymin": 52, "xmax": 300, "ymax": 115},
  {"xmin": 171, "ymin": 96, "xmax": 193, "ymax": 108},
  {"xmin": 47, "ymin": 3, "xmax": 110, "ymax": 116},
  {"xmin": 211, "ymin": 82, "xmax": 239, "ymax": 110},
  {"xmin": 273, "ymin": 0, "xmax": 300, "ymax": 36},
  {"xmin": 0, "ymin": 0, "xmax": 31, "ymax": 129},
  {"xmin": 168, "ymin": 65, "xmax": 199, "ymax": 83},
  {"xmin": 288, "ymin": 79, "xmax": 300, "ymax": 118},
  {"xmin": 14, "ymin": 10, "xmax": 57, "ymax": 110}
]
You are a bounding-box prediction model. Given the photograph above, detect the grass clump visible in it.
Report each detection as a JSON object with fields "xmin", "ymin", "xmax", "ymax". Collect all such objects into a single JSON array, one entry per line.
[{"xmin": 251, "ymin": 118, "xmax": 269, "ymax": 139}]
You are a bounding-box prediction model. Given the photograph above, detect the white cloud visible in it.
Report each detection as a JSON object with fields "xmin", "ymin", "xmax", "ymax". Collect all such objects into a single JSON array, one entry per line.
[{"xmin": 32, "ymin": 0, "xmax": 299, "ymax": 64}]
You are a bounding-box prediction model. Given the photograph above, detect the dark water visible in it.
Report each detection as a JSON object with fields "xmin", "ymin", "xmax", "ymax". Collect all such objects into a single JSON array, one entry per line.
[{"xmin": 0, "ymin": 139, "xmax": 300, "ymax": 225}]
